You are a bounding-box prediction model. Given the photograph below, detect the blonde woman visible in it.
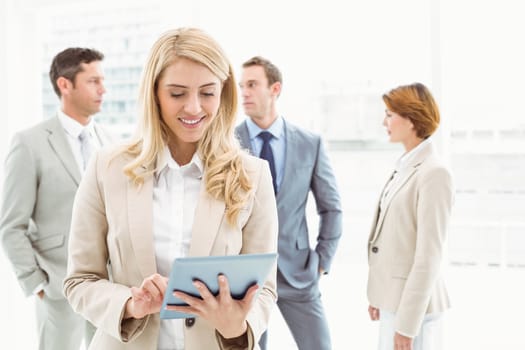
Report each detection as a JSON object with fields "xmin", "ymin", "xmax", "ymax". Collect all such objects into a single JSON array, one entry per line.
[
  {"xmin": 367, "ymin": 83, "xmax": 454, "ymax": 350},
  {"xmin": 63, "ymin": 27, "xmax": 278, "ymax": 350}
]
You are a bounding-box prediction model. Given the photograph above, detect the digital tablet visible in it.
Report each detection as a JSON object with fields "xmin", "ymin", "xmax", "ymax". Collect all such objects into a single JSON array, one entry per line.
[{"xmin": 160, "ymin": 253, "xmax": 277, "ymax": 319}]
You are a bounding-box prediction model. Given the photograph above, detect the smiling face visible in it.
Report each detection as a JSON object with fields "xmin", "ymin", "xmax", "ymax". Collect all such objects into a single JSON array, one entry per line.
[{"xmin": 156, "ymin": 57, "xmax": 222, "ymax": 158}]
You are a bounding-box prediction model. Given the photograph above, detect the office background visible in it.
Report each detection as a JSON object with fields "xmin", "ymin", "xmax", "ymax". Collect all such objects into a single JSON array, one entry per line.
[{"xmin": 1, "ymin": 0, "xmax": 524, "ymax": 348}]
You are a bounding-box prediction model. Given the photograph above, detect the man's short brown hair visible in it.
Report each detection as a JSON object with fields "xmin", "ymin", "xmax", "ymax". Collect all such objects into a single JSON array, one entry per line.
[{"xmin": 49, "ymin": 47, "xmax": 104, "ymax": 97}]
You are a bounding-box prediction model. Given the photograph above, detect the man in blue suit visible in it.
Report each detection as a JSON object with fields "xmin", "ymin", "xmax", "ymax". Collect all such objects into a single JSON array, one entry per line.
[{"xmin": 235, "ymin": 56, "xmax": 343, "ymax": 350}]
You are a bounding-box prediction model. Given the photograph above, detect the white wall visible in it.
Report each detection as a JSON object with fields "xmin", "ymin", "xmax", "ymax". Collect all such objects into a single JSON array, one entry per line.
[{"xmin": 2, "ymin": 1, "xmax": 43, "ymax": 152}]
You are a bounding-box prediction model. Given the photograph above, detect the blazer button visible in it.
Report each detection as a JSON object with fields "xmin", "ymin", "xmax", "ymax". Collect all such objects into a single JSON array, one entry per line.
[
  {"xmin": 185, "ymin": 317, "xmax": 195, "ymax": 328},
  {"xmin": 371, "ymin": 246, "xmax": 379, "ymax": 253}
]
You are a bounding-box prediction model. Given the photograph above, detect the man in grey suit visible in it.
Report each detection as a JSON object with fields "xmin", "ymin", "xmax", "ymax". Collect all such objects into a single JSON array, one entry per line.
[
  {"xmin": 0, "ymin": 47, "xmax": 113, "ymax": 350},
  {"xmin": 236, "ymin": 56, "xmax": 342, "ymax": 350}
]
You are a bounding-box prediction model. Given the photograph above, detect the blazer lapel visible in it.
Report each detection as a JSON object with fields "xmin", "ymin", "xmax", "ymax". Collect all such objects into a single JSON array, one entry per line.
[
  {"xmin": 127, "ymin": 170, "xmax": 157, "ymax": 278},
  {"xmin": 236, "ymin": 121, "xmax": 252, "ymax": 152},
  {"xmin": 276, "ymin": 121, "xmax": 296, "ymax": 201},
  {"xmin": 46, "ymin": 116, "xmax": 81, "ymax": 185},
  {"xmin": 188, "ymin": 187, "xmax": 225, "ymax": 256},
  {"xmin": 370, "ymin": 142, "xmax": 434, "ymax": 243},
  {"xmin": 93, "ymin": 123, "xmax": 113, "ymax": 146},
  {"xmin": 370, "ymin": 167, "xmax": 418, "ymax": 242}
]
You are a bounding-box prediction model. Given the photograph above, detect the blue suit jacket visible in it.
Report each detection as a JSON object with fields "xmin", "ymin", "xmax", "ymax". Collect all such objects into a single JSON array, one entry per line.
[{"xmin": 236, "ymin": 119, "xmax": 342, "ymax": 289}]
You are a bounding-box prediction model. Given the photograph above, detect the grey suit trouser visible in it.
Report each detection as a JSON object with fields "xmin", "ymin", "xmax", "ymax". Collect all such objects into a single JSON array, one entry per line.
[
  {"xmin": 260, "ymin": 275, "xmax": 331, "ymax": 350},
  {"xmin": 35, "ymin": 294, "xmax": 92, "ymax": 350}
]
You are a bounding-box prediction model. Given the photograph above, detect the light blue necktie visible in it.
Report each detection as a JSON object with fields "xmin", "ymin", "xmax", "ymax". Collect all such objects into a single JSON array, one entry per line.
[{"xmin": 78, "ymin": 129, "xmax": 93, "ymax": 170}]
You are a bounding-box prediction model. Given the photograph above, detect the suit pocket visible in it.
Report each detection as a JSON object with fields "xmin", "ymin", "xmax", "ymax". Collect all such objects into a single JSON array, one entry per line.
[
  {"xmin": 32, "ymin": 234, "xmax": 65, "ymax": 252},
  {"xmin": 296, "ymin": 235, "xmax": 309, "ymax": 250},
  {"xmin": 391, "ymin": 263, "xmax": 411, "ymax": 280}
]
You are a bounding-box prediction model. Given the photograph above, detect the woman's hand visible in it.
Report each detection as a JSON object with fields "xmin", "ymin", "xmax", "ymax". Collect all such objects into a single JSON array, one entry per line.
[
  {"xmin": 394, "ymin": 332, "xmax": 413, "ymax": 350},
  {"xmin": 167, "ymin": 274, "xmax": 259, "ymax": 338},
  {"xmin": 368, "ymin": 305, "xmax": 380, "ymax": 321},
  {"xmin": 124, "ymin": 273, "xmax": 168, "ymax": 319}
]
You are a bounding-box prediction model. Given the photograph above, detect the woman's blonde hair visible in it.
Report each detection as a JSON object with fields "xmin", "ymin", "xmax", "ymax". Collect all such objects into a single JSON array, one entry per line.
[{"xmin": 120, "ymin": 27, "xmax": 252, "ymax": 225}]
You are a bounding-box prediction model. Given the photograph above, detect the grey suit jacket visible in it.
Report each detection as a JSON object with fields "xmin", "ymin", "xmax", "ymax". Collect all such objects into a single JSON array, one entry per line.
[
  {"xmin": 0, "ymin": 116, "xmax": 113, "ymax": 299},
  {"xmin": 236, "ymin": 119, "xmax": 342, "ymax": 289}
]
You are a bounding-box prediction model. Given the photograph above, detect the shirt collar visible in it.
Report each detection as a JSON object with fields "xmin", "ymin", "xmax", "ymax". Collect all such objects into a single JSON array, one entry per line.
[
  {"xmin": 396, "ymin": 137, "xmax": 431, "ymax": 171},
  {"xmin": 246, "ymin": 116, "xmax": 284, "ymax": 141},
  {"xmin": 57, "ymin": 109, "xmax": 95, "ymax": 139},
  {"xmin": 155, "ymin": 145, "xmax": 204, "ymax": 180}
]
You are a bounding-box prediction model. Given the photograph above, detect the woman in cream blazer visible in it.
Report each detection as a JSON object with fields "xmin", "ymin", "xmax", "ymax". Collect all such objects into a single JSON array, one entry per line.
[
  {"xmin": 367, "ymin": 83, "xmax": 454, "ymax": 350},
  {"xmin": 63, "ymin": 28, "xmax": 278, "ymax": 350}
]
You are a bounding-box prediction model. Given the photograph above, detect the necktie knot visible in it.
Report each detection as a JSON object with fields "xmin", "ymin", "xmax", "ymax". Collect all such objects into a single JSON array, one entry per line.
[
  {"xmin": 258, "ymin": 131, "xmax": 273, "ymax": 143},
  {"xmin": 79, "ymin": 129, "xmax": 87, "ymax": 141}
]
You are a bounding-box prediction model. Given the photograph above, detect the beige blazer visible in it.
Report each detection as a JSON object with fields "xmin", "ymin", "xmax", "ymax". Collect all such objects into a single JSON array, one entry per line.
[
  {"xmin": 64, "ymin": 147, "xmax": 278, "ymax": 350},
  {"xmin": 367, "ymin": 142, "xmax": 454, "ymax": 337}
]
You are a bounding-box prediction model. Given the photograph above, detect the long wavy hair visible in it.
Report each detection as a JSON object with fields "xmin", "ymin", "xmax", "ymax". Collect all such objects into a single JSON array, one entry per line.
[{"xmin": 119, "ymin": 27, "xmax": 252, "ymax": 225}]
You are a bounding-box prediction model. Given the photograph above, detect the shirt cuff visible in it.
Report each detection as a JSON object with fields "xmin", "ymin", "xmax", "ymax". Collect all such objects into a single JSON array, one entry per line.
[
  {"xmin": 32, "ymin": 282, "xmax": 46, "ymax": 295},
  {"xmin": 395, "ymin": 329, "xmax": 414, "ymax": 338},
  {"xmin": 215, "ymin": 324, "xmax": 254, "ymax": 350}
]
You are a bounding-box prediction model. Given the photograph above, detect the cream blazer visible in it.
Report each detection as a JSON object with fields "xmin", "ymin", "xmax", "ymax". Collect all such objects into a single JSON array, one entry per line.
[
  {"xmin": 367, "ymin": 142, "xmax": 454, "ymax": 337},
  {"xmin": 0, "ymin": 116, "xmax": 113, "ymax": 299},
  {"xmin": 64, "ymin": 147, "xmax": 278, "ymax": 350}
]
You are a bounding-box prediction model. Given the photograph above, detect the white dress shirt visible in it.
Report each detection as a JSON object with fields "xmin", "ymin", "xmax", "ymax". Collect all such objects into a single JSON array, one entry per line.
[
  {"xmin": 153, "ymin": 146, "xmax": 203, "ymax": 350},
  {"xmin": 57, "ymin": 110, "xmax": 101, "ymax": 173}
]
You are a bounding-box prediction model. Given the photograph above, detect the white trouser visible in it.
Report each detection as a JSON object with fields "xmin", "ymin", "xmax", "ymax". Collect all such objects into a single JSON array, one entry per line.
[{"xmin": 378, "ymin": 309, "xmax": 443, "ymax": 350}]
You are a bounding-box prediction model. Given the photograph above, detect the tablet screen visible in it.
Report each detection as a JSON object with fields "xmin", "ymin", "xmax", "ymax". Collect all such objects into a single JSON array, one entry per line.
[{"xmin": 160, "ymin": 253, "xmax": 277, "ymax": 319}]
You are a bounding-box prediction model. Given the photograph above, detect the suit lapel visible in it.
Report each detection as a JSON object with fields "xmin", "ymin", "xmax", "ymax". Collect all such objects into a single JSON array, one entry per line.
[
  {"xmin": 276, "ymin": 121, "xmax": 297, "ymax": 201},
  {"xmin": 46, "ymin": 117, "xmax": 81, "ymax": 185},
  {"xmin": 370, "ymin": 142, "xmax": 434, "ymax": 243},
  {"xmin": 368, "ymin": 198, "xmax": 381, "ymax": 243},
  {"xmin": 236, "ymin": 121, "xmax": 252, "ymax": 152},
  {"xmin": 237, "ymin": 118, "xmax": 294, "ymax": 200},
  {"xmin": 188, "ymin": 186, "xmax": 226, "ymax": 256},
  {"xmin": 93, "ymin": 123, "xmax": 113, "ymax": 146},
  {"xmin": 127, "ymin": 170, "xmax": 157, "ymax": 278},
  {"xmin": 370, "ymin": 167, "xmax": 418, "ymax": 242}
]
